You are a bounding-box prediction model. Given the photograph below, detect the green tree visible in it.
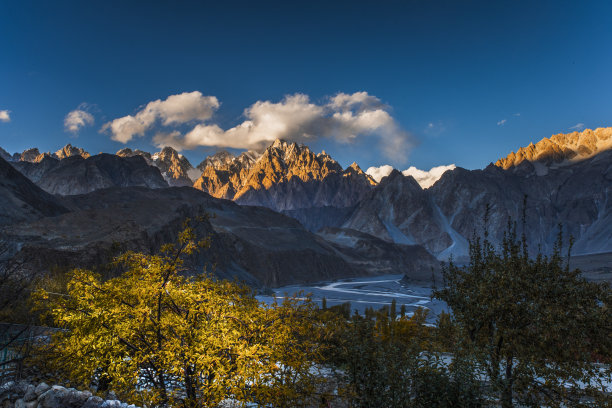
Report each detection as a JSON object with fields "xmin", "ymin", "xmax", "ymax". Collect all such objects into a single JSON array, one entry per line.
[
  {"xmin": 325, "ymin": 305, "xmax": 484, "ymax": 408},
  {"xmin": 33, "ymin": 220, "xmax": 320, "ymax": 407},
  {"xmin": 434, "ymin": 218, "xmax": 612, "ymax": 407}
]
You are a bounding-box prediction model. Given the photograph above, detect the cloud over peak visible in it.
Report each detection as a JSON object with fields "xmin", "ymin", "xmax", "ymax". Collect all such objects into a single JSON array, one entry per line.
[
  {"xmin": 104, "ymin": 91, "xmax": 415, "ymax": 162},
  {"xmin": 64, "ymin": 106, "xmax": 94, "ymax": 134},
  {"xmin": 366, "ymin": 163, "xmax": 456, "ymax": 188},
  {"xmin": 569, "ymin": 122, "xmax": 585, "ymax": 131},
  {"xmin": 101, "ymin": 91, "xmax": 220, "ymax": 143},
  {"xmin": 0, "ymin": 110, "xmax": 10, "ymax": 123}
]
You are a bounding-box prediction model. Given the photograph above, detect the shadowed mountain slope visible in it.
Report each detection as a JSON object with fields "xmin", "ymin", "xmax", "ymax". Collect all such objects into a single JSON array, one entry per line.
[
  {"xmin": 11, "ymin": 154, "xmax": 168, "ymax": 195},
  {"xmin": 344, "ymin": 150, "xmax": 612, "ymax": 261},
  {"xmin": 0, "ymin": 186, "xmax": 436, "ymax": 287},
  {"xmin": 0, "ymin": 156, "xmax": 69, "ymax": 225}
]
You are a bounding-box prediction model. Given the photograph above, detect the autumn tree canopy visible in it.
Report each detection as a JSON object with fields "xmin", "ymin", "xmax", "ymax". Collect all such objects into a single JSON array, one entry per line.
[{"xmin": 34, "ymin": 220, "xmax": 321, "ymax": 408}]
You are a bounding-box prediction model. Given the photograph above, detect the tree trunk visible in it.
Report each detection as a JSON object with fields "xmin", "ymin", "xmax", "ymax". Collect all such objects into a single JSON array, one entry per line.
[
  {"xmin": 184, "ymin": 364, "xmax": 197, "ymax": 407},
  {"xmin": 501, "ymin": 355, "xmax": 513, "ymax": 408}
]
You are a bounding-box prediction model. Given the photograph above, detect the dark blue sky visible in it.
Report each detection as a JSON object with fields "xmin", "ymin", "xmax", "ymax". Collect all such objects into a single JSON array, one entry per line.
[{"xmin": 1, "ymin": 0, "xmax": 611, "ymax": 170}]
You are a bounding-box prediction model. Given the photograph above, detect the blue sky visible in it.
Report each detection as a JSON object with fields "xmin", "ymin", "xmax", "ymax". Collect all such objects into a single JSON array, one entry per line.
[{"xmin": 1, "ymin": 0, "xmax": 611, "ymax": 171}]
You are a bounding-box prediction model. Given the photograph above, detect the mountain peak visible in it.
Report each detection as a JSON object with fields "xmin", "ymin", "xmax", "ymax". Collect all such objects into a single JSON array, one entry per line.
[
  {"xmin": 496, "ymin": 127, "xmax": 612, "ymax": 170},
  {"xmin": 150, "ymin": 146, "xmax": 197, "ymax": 186},
  {"xmin": 348, "ymin": 162, "xmax": 361, "ymax": 171},
  {"xmin": 271, "ymin": 138, "xmax": 289, "ymax": 149},
  {"xmin": 194, "ymin": 139, "xmax": 374, "ymax": 210},
  {"xmin": 197, "ymin": 150, "xmax": 236, "ymax": 171},
  {"xmin": 54, "ymin": 144, "xmax": 90, "ymax": 160},
  {"xmin": 116, "ymin": 147, "xmax": 133, "ymax": 156},
  {"xmin": 157, "ymin": 146, "xmax": 180, "ymax": 158}
]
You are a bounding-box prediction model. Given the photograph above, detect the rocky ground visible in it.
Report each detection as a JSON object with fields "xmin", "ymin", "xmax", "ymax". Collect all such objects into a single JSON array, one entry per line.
[{"xmin": 0, "ymin": 381, "xmax": 138, "ymax": 408}]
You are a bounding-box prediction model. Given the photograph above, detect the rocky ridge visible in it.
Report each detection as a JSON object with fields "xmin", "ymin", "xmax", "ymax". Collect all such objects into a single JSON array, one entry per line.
[
  {"xmin": 195, "ymin": 139, "xmax": 376, "ymax": 211},
  {"xmin": 0, "ymin": 156, "xmax": 68, "ymax": 224},
  {"xmin": 196, "ymin": 150, "xmax": 237, "ymax": 171},
  {"xmin": 53, "ymin": 144, "xmax": 91, "ymax": 160},
  {"xmin": 9, "ymin": 144, "xmax": 91, "ymax": 163},
  {"xmin": 194, "ymin": 150, "xmax": 260, "ymax": 200},
  {"xmin": 117, "ymin": 146, "xmax": 200, "ymax": 187},
  {"xmin": 0, "ymin": 147, "xmax": 13, "ymax": 162},
  {"xmin": 5, "ymin": 141, "xmax": 376, "ymax": 219},
  {"xmin": 495, "ymin": 127, "xmax": 612, "ymax": 171},
  {"xmin": 11, "ymin": 154, "xmax": 168, "ymax": 195}
]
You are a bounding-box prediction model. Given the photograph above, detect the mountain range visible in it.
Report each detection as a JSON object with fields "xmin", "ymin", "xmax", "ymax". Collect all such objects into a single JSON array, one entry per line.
[{"xmin": 1, "ymin": 126, "xmax": 611, "ymax": 285}]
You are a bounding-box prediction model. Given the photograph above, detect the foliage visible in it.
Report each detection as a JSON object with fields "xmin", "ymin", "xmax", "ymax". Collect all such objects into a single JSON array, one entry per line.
[
  {"xmin": 323, "ymin": 304, "xmax": 485, "ymax": 408},
  {"xmin": 434, "ymin": 212, "xmax": 612, "ymax": 407},
  {"xmin": 32, "ymin": 219, "xmax": 320, "ymax": 407}
]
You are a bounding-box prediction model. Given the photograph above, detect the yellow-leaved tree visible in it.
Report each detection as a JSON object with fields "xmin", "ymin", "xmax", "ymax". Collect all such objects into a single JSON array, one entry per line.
[{"xmin": 33, "ymin": 219, "xmax": 321, "ymax": 408}]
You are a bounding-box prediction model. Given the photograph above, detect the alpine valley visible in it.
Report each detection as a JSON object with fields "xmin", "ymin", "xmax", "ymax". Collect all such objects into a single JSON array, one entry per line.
[{"xmin": 1, "ymin": 126, "xmax": 612, "ymax": 288}]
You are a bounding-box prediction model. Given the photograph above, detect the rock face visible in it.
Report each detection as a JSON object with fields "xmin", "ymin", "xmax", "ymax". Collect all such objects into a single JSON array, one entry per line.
[
  {"xmin": 115, "ymin": 148, "xmax": 152, "ymax": 162},
  {"xmin": 318, "ymin": 227, "xmax": 441, "ymax": 282},
  {"xmin": 11, "ymin": 154, "xmax": 168, "ymax": 195},
  {"xmin": 344, "ymin": 150, "xmax": 612, "ymax": 261},
  {"xmin": 0, "ymin": 156, "xmax": 68, "ymax": 225},
  {"xmin": 344, "ymin": 170, "xmax": 453, "ymax": 255},
  {"xmin": 53, "ymin": 144, "xmax": 91, "ymax": 160},
  {"xmin": 0, "ymin": 147, "xmax": 13, "ymax": 162},
  {"xmin": 194, "ymin": 151, "xmax": 260, "ymax": 200},
  {"xmin": 194, "ymin": 139, "xmax": 376, "ymax": 214},
  {"xmin": 495, "ymin": 127, "xmax": 612, "ymax": 171},
  {"xmin": 117, "ymin": 146, "xmax": 200, "ymax": 187},
  {"xmin": 151, "ymin": 147, "xmax": 200, "ymax": 186},
  {"xmin": 196, "ymin": 150, "xmax": 237, "ymax": 171},
  {"xmin": 15, "ymin": 144, "xmax": 90, "ymax": 163},
  {"xmin": 19, "ymin": 148, "xmax": 44, "ymax": 162}
]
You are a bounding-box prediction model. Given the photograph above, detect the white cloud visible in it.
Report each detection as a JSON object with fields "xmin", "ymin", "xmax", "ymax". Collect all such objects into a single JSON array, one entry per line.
[
  {"xmin": 0, "ymin": 110, "xmax": 10, "ymax": 122},
  {"xmin": 366, "ymin": 164, "xmax": 456, "ymax": 188},
  {"xmin": 569, "ymin": 123, "xmax": 585, "ymax": 131},
  {"xmin": 497, "ymin": 119, "xmax": 507, "ymax": 126},
  {"xmin": 402, "ymin": 164, "xmax": 456, "ymax": 188},
  {"xmin": 108, "ymin": 91, "xmax": 415, "ymax": 162},
  {"xmin": 101, "ymin": 91, "xmax": 220, "ymax": 143},
  {"xmin": 64, "ymin": 108, "xmax": 94, "ymax": 133},
  {"xmin": 365, "ymin": 165, "xmax": 394, "ymax": 183},
  {"xmin": 513, "ymin": 113, "xmax": 521, "ymax": 117}
]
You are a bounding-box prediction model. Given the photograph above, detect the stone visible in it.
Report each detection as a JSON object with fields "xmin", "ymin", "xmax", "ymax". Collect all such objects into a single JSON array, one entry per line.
[
  {"xmin": 81, "ymin": 396, "xmax": 104, "ymax": 408},
  {"xmin": 34, "ymin": 383, "xmax": 50, "ymax": 397},
  {"xmin": 0, "ymin": 381, "xmax": 16, "ymax": 400},
  {"xmin": 100, "ymin": 400, "xmax": 122, "ymax": 407},
  {"xmin": 23, "ymin": 385, "xmax": 37, "ymax": 402}
]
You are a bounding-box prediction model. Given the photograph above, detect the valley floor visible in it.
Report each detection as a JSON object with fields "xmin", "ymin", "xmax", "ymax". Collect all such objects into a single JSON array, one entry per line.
[{"xmin": 257, "ymin": 274, "xmax": 448, "ymax": 323}]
